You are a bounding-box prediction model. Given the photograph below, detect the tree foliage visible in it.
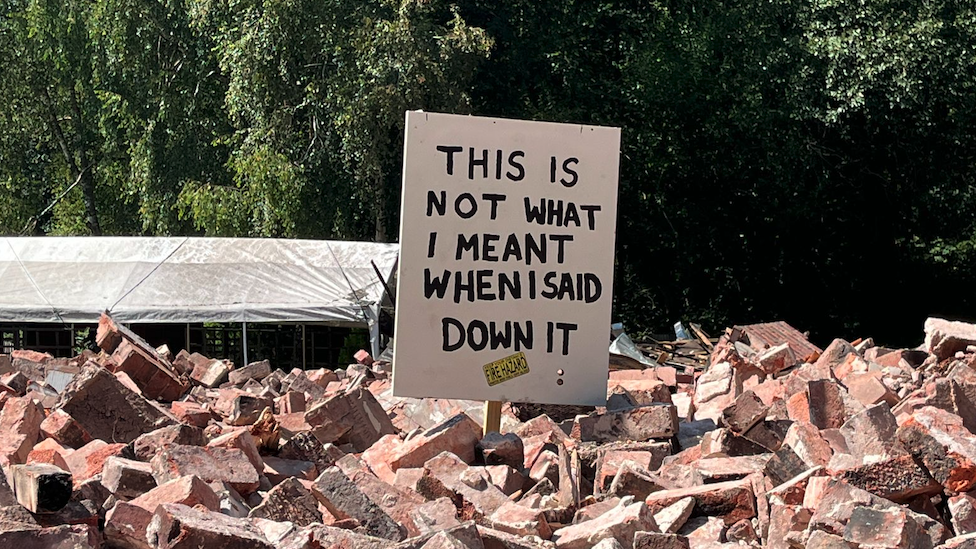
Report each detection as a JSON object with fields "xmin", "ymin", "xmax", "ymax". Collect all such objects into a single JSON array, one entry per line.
[{"xmin": 2, "ymin": 0, "xmax": 976, "ymax": 343}]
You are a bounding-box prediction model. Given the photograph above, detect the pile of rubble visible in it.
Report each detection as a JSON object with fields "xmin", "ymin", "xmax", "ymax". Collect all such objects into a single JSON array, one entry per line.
[{"xmin": 5, "ymin": 315, "xmax": 976, "ymax": 548}]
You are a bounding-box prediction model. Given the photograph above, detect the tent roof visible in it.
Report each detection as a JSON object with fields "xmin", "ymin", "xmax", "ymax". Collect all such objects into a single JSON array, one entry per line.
[{"xmin": 0, "ymin": 237, "xmax": 398, "ymax": 325}]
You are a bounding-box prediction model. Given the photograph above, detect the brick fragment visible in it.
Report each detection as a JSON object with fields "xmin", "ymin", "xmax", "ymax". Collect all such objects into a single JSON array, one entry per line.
[
  {"xmin": 696, "ymin": 454, "xmax": 771, "ymax": 483},
  {"xmin": 950, "ymin": 493, "xmax": 976, "ymax": 535},
  {"xmin": 808, "ymin": 379, "xmax": 847, "ymax": 429},
  {"xmin": 10, "ymin": 463, "xmax": 71, "ymax": 513},
  {"xmin": 897, "ymin": 406, "xmax": 976, "ymax": 492},
  {"xmin": 485, "ymin": 464, "xmax": 523, "ymax": 496},
  {"xmin": 25, "ymin": 447, "xmax": 69, "ymax": 471},
  {"xmin": 263, "ymin": 456, "xmax": 316, "ymax": 484},
  {"xmin": 304, "ymin": 387, "xmax": 397, "ymax": 452},
  {"xmin": 0, "ymin": 524, "xmax": 98, "ymax": 548},
  {"xmin": 0, "ymin": 396, "xmax": 43, "ymax": 467},
  {"xmin": 362, "ymin": 414, "xmax": 481, "ymax": 483},
  {"xmin": 846, "ymin": 372, "xmax": 899, "ymax": 407},
  {"xmin": 843, "ymin": 505, "xmax": 927, "ymax": 548},
  {"xmin": 925, "ymin": 317, "xmax": 976, "ymax": 360},
  {"xmin": 170, "ymin": 401, "xmax": 212, "ymax": 427},
  {"xmin": 311, "ymin": 466, "xmax": 406, "ymax": 541},
  {"xmin": 574, "ymin": 404, "xmax": 677, "ymax": 443},
  {"xmin": 725, "ymin": 518, "xmax": 758, "ymax": 544},
  {"xmin": 276, "ymin": 391, "xmax": 306, "ymax": 414},
  {"xmin": 101, "ymin": 456, "xmax": 156, "ymax": 499},
  {"xmin": 652, "ymin": 496, "xmax": 694, "ymax": 534},
  {"xmin": 766, "ymin": 504, "xmax": 811, "ymax": 549},
  {"xmin": 478, "ymin": 432, "xmax": 524, "ymax": 469},
  {"xmin": 148, "ymin": 503, "xmax": 274, "ymax": 549},
  {"xmin": 607, "ymin": 461, "xmax": 667, "ymax": 499},
  {"xmin": 150, "ymin": 444, "xmax": 260, "ymax": 495},
  {"xmin": 189, "ymin": 358, "xmax": 230, "ymax": 388},
  {"xmin": 836, "ymin": 452, "xmax": 941, "ymax": 502},
  {"xmin": 783, "ymin": 421, "xmax": 832, "ymax": 467},
  {"xmin": 418, "ymin": 452, "xmax": 510, "ymax": 520},
  {"xmin": 644, "ymin": 477, "xmax": 756, "ymax": 525},
  {"xmin": 551, "ymin": 501, "xmax": 658, "ymax": 549},
  {"xmin": 757, "ymin": 342, "xmax": 797, "ymax": 375},
  {"xmin": 721, "ymin": 390, "xmax": 768, "ymax": 434},
  {"xmin": 111, "ymin": 338, "xmax": 187, "ymax": 401},
  {"xmin": 96, "ymin": 313, "xmax": 123, "ymax": 353},
  {"xmin": 132, "ymin": 423, "xmax": 205, "ymax": 461},
  {"xmin": 489, "ymin": 501, "xmax": 552, "ymax": 539},
  {"xmin": 596, "ymin": 450, "xmax": 655, "ymax": 494},
  {"xmin": 229, "ymin": 360, "xmax": 271, "ymax": 385},
  {"xmin": 249, "ymin": 477, "xmax": 322, "ymax": 526},
  {"xmin": 411, "ymin": 497, "xmax": 461, "ymax": 535},
  {"xmin": 57, "ymin": 362, "xmax": 176, "ymax": 443},
  {"xmin": 633, "ymin": 531, "xmax": 689, "ymax": 549},
  {"xmin": 105, "ymin": 475, "xmax": 221, "ymax": 549},
  {"xmin": 208, "ymin": 429, "xmax": 265, "ymax": 476},
  {"xmin": 63, "ymin": 440, "xmax": 127, "ymax": 483}
]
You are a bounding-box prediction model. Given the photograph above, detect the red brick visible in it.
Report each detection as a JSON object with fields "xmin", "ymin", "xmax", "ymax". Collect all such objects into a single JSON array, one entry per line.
[
  {"xmin": 96, "ymin": 312, "xmax": 123, "ymax": 353},
  {"xmin": 758, "ymin": 343, "xmax": 797, "ymax": 375},
  {"xmin": 490, "ymin": 501, "xmax": 552, "ymax": 539},
  {"xmin": 11, "ymin": 463, "xmax": 72, "ymax": 513},
  {"xmin": 57, "ymin": 362, "xmax": 177, "ymax": 443},
  {"xmin": 150, "ymin": 444, "xmax": 260, "ymax": 495},
  {"xmin": 147, "ymin": 503, "xmax": 274, "ymax": 549},
  {"xmin": 64, "ymin": 440, "xmax": 127, "ymax": 483},
  {"xmin": 208, "ymin": 429, "xmax": 264, "ymax": 475},
  {"xmin": 362, "ymin": 414, "xmax": 481, "ymax": 483},
  {"xmin": 0, "ymin": 396, "xmax": 43, "ymax": 467},
  {"xmin": 111, "ymin": 339, "xmax": 187, "ymax": 401},
  {"xmin": 552, "ymin": 501, "xmax": 657, "ymax": 549},
  {"xmin": 721, "ymin": 390, "xmax": 768, "ymax": 434},
  {"xmin": 644, "ymin": 477, "xmax": 756, "ymax": 525},
  {"xmin": 574, "ymin": 404, "xmax": 678, "ymax": 443},
  {"xmin": 170, "ymin": 401, "xmax": 211, "ymax": 427},
  {"xmin": 304, "ymin": 387, "xmax": 397, "ymax": 453},
  {"xmin": 39, "ymin": 409, "xmax": 92, "ymax": 449}
]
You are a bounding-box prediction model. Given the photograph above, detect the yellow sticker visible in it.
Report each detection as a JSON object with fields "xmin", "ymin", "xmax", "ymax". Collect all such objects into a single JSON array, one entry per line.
[{"xmin": 483, "ymin": 352, "xmax": 530, "ymax": 387}]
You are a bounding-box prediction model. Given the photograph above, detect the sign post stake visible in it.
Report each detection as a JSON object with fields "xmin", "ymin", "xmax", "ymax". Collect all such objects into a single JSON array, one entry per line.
[{"xmin": 483, "ymin": 400, "xmax": 502, "ymax": 436}]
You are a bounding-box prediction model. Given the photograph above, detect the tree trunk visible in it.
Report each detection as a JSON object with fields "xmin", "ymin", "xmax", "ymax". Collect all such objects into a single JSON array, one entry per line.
[
  {"xmin": 41, "ymin": 88, "xmax": 101, "ymax": 235},
  {"xmin": 374, "ymin": 172, "xmax": 387, "ymax": 242},
  {"xmin": 68, "ymin": 89, "xmax": 101, "ymax": 235}
]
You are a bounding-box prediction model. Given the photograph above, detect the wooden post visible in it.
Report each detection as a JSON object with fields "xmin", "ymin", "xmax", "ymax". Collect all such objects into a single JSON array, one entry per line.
[{"xmin": 483, "ymin": 400, "xmax": 502, "ymax": 436}]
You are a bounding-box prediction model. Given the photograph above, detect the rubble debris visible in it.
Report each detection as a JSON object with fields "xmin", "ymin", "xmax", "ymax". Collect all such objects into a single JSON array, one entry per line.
[{"xmin": 3, "ymin": 313, "xmax": 976, "ymax": 547}]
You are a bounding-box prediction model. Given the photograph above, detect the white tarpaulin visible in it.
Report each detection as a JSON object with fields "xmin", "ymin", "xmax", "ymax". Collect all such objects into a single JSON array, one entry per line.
[{"xmin": 0, "ymin": 237, "xmax": 398, "ymax": 325}]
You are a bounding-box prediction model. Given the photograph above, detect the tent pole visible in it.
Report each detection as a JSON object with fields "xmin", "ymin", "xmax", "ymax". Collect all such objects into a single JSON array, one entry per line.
[
  {"xmin": 302, "ymin": 325, "xmax": 307, "ymax": 370},
  {"xmin": 368, "ymin": 305, "xmax": 381, "ymax": 358},
  {"xmin": 242, "ymin": 321, "xmax": 248, "ymax": 366}
]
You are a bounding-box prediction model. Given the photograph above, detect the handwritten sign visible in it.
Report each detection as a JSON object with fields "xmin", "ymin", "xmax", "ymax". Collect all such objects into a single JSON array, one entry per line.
[{"xmin": 393, "ymin": 112, "xmax": 620, "ymax": 405}]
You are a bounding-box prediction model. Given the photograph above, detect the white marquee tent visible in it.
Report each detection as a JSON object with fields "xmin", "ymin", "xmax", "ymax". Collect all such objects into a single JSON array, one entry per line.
[{"xmin": 0, "ymin": 237, "xmax": 399, "ymax": 355}]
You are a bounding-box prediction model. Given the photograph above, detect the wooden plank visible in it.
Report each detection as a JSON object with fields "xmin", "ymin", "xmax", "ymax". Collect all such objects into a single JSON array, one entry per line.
[
  {"xmin": 689, "ymin": 323, "xmax": 714, "ymax": 352},
  {"xmin": 483, "ymin": 400, "xmax": 502, "ymax": 436}
]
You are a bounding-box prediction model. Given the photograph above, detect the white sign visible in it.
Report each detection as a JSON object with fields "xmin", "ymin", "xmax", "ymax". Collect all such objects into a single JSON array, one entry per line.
[{"xmin": 393, "ymin": 112, "xmax": 620, "ymax": 405}]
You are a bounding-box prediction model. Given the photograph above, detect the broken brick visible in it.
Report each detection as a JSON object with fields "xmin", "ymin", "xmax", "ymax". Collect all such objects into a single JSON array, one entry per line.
[
  {"xmin": 147, "ymin": 503, "xmax": 274, "ymax": 549},
  {"xmin": 311, "ymin": 466, "xmax": 406, "ymax": 541},
  {"xmin": 150, "ymin": 444, "xmax": 260, "ymax": 495},
  {"xmin": 552, "ymin": 501, "xmax": 658, "ymax": 549},
  {"xmin": 57, "ymin": 362, "xmax": 176, "ymax": 443},
  {"xmin": 11, "ymin": 463, "xmax": 71, "ymax": 513}
]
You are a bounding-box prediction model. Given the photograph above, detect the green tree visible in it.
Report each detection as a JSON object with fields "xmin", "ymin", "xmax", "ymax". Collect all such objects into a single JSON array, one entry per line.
[
  {"xmin": 188, "ymin": 0, "xmax": 492, "ymax": 240},
  {"xmin": 0, "ymin": 0, "xmax": 109, "ymax": 234}
]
